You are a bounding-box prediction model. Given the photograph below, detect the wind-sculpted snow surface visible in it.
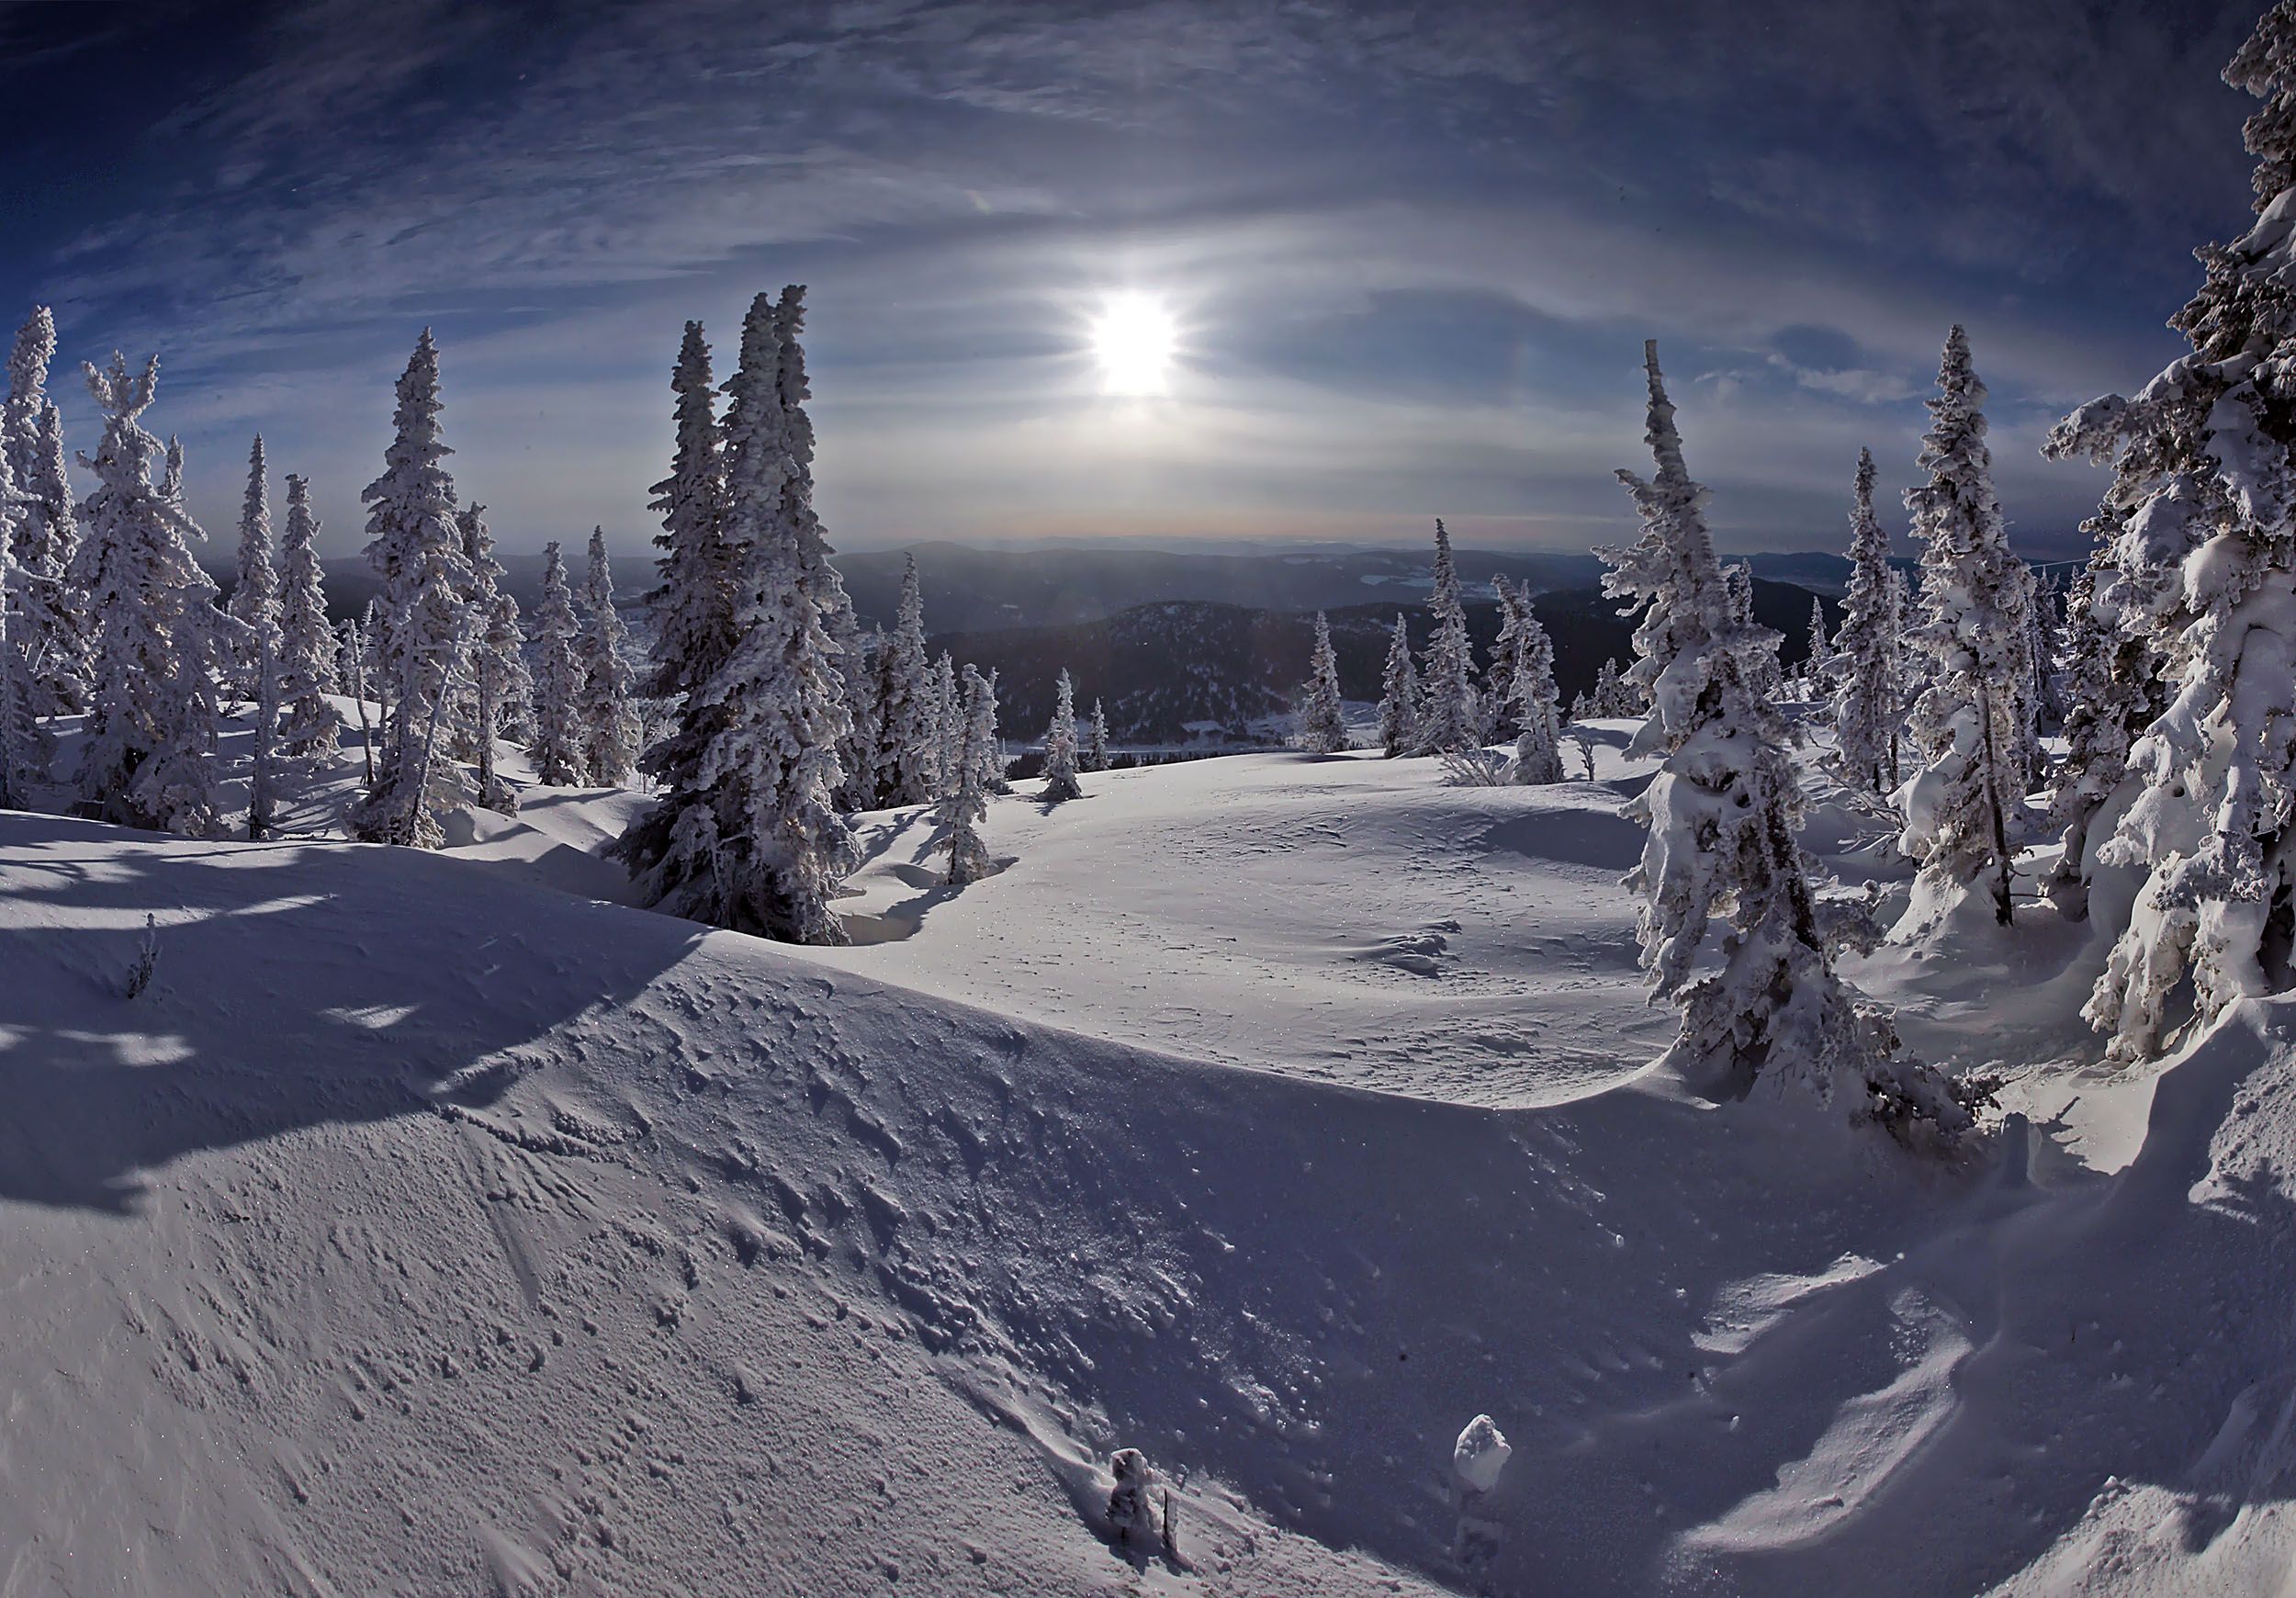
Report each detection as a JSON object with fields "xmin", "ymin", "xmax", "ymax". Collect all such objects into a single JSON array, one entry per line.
[{"xmin": 5, "ymin": 745, "xmax": 2296, "ymax": 1592}]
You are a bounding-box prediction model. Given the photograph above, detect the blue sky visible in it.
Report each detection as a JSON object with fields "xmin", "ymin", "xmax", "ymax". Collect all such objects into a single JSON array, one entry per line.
[{"xmin": 0, "ymin": 0, "xmax": 2267, "ymax": 557}]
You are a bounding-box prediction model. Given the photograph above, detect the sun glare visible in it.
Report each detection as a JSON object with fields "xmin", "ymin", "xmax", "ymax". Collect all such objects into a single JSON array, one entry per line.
[{"xmin": 1088, "ymin": 291, "xmax": 1178, "ymax": 397}]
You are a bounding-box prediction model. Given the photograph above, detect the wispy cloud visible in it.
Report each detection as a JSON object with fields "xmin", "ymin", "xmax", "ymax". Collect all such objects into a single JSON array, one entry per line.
[{"xmin": 6, "ymin": 0, "xmax": 2258, "ymax": 558}]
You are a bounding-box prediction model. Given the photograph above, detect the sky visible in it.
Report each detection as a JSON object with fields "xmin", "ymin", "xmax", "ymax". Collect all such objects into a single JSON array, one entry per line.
[{"xmin": 0, "ymin": 0, "xmax": 2271, "ymax": 559}]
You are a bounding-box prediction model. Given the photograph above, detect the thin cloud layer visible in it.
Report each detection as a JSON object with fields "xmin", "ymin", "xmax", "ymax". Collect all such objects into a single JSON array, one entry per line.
[{"xmin": 0, "ymin": 0, "xmax": 2267, "ymax": 557}]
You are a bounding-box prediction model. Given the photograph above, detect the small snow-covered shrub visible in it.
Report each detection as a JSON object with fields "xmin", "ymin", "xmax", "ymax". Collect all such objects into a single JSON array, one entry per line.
[
  {"xmin": 1107, "ymin": 1448, "xmax": 1154, "ymax": 1547},
  {"xmin": 125, "ymin": 913, "xmax": 158, "ymax": 999},
  {"xmin": 1440, "ymin": 748, "xmax": 1513, "ymax": 786},
  {"xmin": 1453, "ymin": 1414, "xmax": 1512, "ymax": 1494}
]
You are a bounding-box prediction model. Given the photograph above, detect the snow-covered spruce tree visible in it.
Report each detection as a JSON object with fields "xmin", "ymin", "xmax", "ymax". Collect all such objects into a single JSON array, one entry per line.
[
  {"xmin": 932, "ymin": 651, "xmax": 962, "ymax": 798},
  {"xmin": 1899, "ymin": 326, "xmax": 2031, "ymax": 926},
  {"xmin": 458, "ymin": 502, "xmax": 529, "ymax": 813},
  {"xmin": 1580, "ymin": 656, "xmax": 1640, "ymax": 719},
  {"xmin": 1041, "ymin": 667, "xmax": 1084, "ymax": 801},
  {"xmin": 247, "ymin": 617, "xmax": 280, "ymax": 839},
  {"xmin": 0, "ymin": 427, "xmax": 55, "ymax": 799},
  {"xmin": 1509, "ymin": 584, "xmax": 1564, "ymax": 783},
  {"xmin": 0, "ymin": 445, "xmax": 50, "ymax": 809},
  {"xmin": 1085, "ymin": 697, "xmax": 1110, "ymax": 771},
  {"xmin": 356, "ymin": 597, "xmax": 387, "ymax": 776},
  {"xmin": 2029, "ymin": 571, "xmax": 2065, "ymax": 732},
  {"xmin": 6, "ymin": 309, "xmax": 86, "ymax": 715},
  {"xmin": 2009, "ymin": 562, "xmax": 2045, "ymax": 783},
  {"xmin": 2036, "ymin": 1, "xmax": 2296, "ymax": 1058},
  {"xmin": 876, "ymin": 554, "xmax": 938, "ymax": 804},
  {"xmin": 1803, "ymin": 596, "xmax": 1831, "ymax": 693},
  {"xmin": 351, "ymin": 331, "xmax": 472, "ymax": 849},
  {"xmin": 1296, "ymin": 611, "xmax": 1348, "ymax": 753},
  {"xmin": 1376, "ymin": 613, "xmax": 1419, "ymax": 756},
  {"xmin": 870, "ymin": 626, "xmax": 904, "ymax": 795},
  {"xmin": 769, "ymin": 287, "xmax": 869, "ymax": 814},
  {"xmin": 275, "ymin": 473, "xmax": 338, "ymax": 765},
  {"xmin": 1832, "ymin": 448, "xmax": 1900, "ymax": 793},
  {"xmin": 2044, "ymin": 543, "xmax": 2155, "ymax": 918},
  {"xmin": 577, "ymin": 526, "xmax": 636, "ymax": 787},
  {"xmin": 1886, "ymin": 566, "xmax": 1915, "ymax": 772},
  {"xmin": 1481, "ymin": 582, "xmax": 1530, "ymax": 743},
  {"xmin": 619, "ymin": 320, "xmax": 737, "ymax": 893},
  {"xmin": 1606, "ymin": 657, "xmax": 1644, "ymax": 716},
  {"xmin": 160, "ymin": 434, "xmax": 184, "ymax": 507},
  {"xmin": 1722, "ymin": 564, "xmax": 1784, "ymax": 696},
  {"xmin": 937, "ymin": 665, "xmax": 995, "ymax": 884},
  {"xmin": 225, "ymin": 435, "xmax": 278, "ymax": 700},
  {"xmin": 1603, "ymin": 341, "xmax": 1980, "ymax": 1138},
  {"xmin": 71, "ymin": 354, "xmax": 229, "ymax": 837},
  {"xmin": 678, "ymin": 287, "xmax": 856, "ymax": 942},
  {"xmin": 23, "ymin": 401, "xmax": 89, "ymax": 711},
  {"xmin": 528, "ymin": 541, "xmax": 586, "ymax": 786},
  {"xmin": 339, "ymin": 615, "xmax": 376, "ymax": 785},
  {"xmin": 0, "ymin": 542, "xmax": 40, "ymax": 812},
  {"xmin": 3, "ymin": 308, "xmax": 53, "ymax": 504},
  {"xmin": 974, "ymin": 667, "xmax": 1008, "ymax": 793},
  {"xmin": 847, "ymin": 627, "xmax": 885, "ymax": 807},
  {"xmin": 1413, "ymin": 519, "xmax": 1478, "ymax": 753}
]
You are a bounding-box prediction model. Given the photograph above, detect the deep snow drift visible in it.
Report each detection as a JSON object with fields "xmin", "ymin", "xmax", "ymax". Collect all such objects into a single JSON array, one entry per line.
[{"xmin": 5, "ymin": 716, "xmax": 2296, "ymax": 1595}]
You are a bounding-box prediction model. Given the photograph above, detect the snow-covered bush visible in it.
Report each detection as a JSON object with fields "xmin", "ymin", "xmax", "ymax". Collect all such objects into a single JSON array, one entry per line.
[
  {"xmin": 1107, "ymin": 1448, "xmax": 1155, "ymax": 1550},
  {"xmin": 1453, "ymin": 1415, "xmax": 1512, "ymax": 1495},
  {"xmin": 125, "ymin": 913, "xmax": 158, "ymax": 999},
  {"xmin": 1441, "ymin": 747, "xmax": 1513, "ymax": 786}
]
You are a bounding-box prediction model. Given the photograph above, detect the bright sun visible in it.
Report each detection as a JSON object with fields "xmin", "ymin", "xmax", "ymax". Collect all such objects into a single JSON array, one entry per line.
[{"xmin": 1088, "ymin": 291, "xmax": 1177, "ymax": 397}]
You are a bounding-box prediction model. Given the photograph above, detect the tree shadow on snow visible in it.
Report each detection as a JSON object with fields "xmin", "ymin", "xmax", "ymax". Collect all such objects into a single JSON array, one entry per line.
[{"xmin": 0, "ymin": 812, "xmax": 706, "ymax": 1214}]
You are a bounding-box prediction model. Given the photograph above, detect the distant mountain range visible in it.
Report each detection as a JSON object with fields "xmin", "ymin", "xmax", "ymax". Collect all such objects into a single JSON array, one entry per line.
[
  {"xmin": 941, "ymin": 579, "xmax": 1835, "ymax": 745},
  {"xmin": 203, "ymin": 542, "xmax": 1847, "ymax": 747},
  {"xmin": 839, "ymin": 541, "xmax": 1615, "ymax": 633},
  {"xmin": 205, "ymin": 542, "xmax": 1893, "ymax": 748}
]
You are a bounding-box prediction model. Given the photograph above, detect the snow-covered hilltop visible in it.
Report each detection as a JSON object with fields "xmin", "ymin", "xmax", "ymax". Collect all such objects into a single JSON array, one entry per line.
[
  {"xmin": 6, "ymin": 723, "xmax": 2296, "ymax": 1595},
  {"xmin": 17, "ymin": 4, "xmax": 2296, "ymax": 1593}
]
